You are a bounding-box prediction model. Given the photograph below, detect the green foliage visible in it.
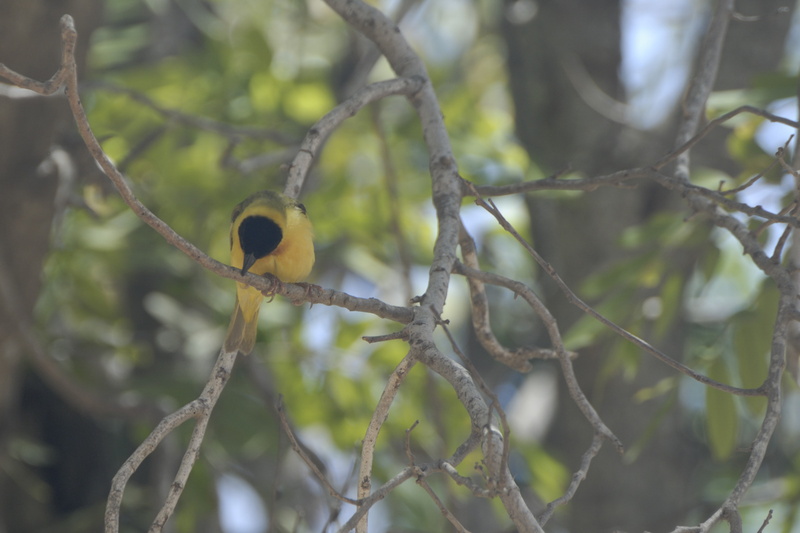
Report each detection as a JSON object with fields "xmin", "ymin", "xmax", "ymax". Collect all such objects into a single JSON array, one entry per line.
[
  {"xmin": 26, "ymin": 0, "xmax": 800, "ymax": 529},
  {"xmin": 564, "ymin": 211, "xmax": 715, "ymax": 354},
  {"xmin": 731, "ymin": 283, "xmax": 776, "ymax": 415},
  {"xmin": 705, "ymin": 359, "xmax": 738, "ymax": 461},
  {"xmin": 514, "ymin": 443, "xmax": 569, "ymax": 502}
]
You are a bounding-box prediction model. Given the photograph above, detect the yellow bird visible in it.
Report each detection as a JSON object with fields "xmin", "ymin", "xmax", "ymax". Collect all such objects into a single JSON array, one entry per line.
[{"xmin": 224, "ymin": 190, "xmax": 315, "ymax": 354}]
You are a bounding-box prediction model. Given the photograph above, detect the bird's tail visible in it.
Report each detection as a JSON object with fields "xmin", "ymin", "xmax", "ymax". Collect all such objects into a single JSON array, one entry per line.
[{"xmin": 224, "ymin": 300, "xmax": 259, "ymax": 355}]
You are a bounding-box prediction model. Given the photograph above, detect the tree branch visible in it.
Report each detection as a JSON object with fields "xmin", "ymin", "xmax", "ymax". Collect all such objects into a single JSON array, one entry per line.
[
  {"xmin": 356, "ymin": 352, "xmax": 416, "ymax": 532},
  {"xmin": 105, "ymin": 348, "xmax": 237, "ymax": 533},
  {"xmin": 471, "ymin": 192, "xmax": 762, "ymax": 398}
]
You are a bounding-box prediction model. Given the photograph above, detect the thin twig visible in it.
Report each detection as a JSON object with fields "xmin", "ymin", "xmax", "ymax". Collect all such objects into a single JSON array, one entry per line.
[
  {"xmin": 356, "ymin": 352, "xmax": 416, "ymax": 533},
  {"xmin": 537, "ymin": 433, "xmax": 604, "ymax": 525},
  {"xmin": 457, "ymin": 224, "xmax": 535, "ymax": 371},
  {"xmin": 414, "ymin": 474, "xmax": 472, "ymax": 533},
  {"xmin": 471, "ymin": 191, "xmax": 762, "ymax": 398},
  {"xmin": 285, "ymin": 76, "xmax": 424, "ymax": 198},
  {"xmin": 403, "ymin": 419, "xmax": 470, "ymax": 532},
  {"xmin": 362, "ymin": 330, "xmax": 408, "ymax": 343},
  {"xmin": 322, "ymin": 0, "xmax": 542, "ymax": 530},
  {"xmin": 662, "ymin": 0, "xmax": 793, "ymax": 530},
  {"xmin": 720, "ymin": 138, "xmax": 791, "ymax": 195},
  {"xmin": 275, "ymin": 397, "xmax": 360, "ymax": 505},
  {"xmin": 1, "ymin": 25, "xmax": 425, "ymax": 313},
  {"xmin": 0, "ymin": 17, "xmax": 75, "ymax": 94},
  {"xmin": 435, "ymin": 309, "xmax": 514, "ymax": 492},
  {"xmin": 336, "ymin": 467, "xmax": 416, "ymax": 533},
  {"xmin": 755, "ymin": 509, "xmax": 773, "ymax": 533},
  {"xmin": 466, "ymin": 104, "xmax": 800, "ymax": 200},
  {"xmin": 657, "ymin": 106, "xmax": 800, "ymax": 171},
  {"xmin": 410, "ymin": 338, "xmax": 544, "ymax": 532},
  {"xmin": 770, "ymin": 204, "xmax": 798, "ymax": 262},
  {"xmin": 646, "ymin": 167, "xmax": 800, "ymax": 228},
  {"xmin": 338, "ymin": 434, "xmax": 490, "ymax": 533},
  {"xmin": 105, "ymin": 348, "xmax": 238, "ymax": 533},
  {"xmin": 439, "ymin": 461, "xmax": 492, "ymax": 497},
  {"xmin": 404, "ymin": 420, "xmax": 420, "ymax": 464}
]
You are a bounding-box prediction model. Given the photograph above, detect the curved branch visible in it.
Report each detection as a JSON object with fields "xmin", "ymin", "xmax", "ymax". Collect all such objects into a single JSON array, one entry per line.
[
  {"xmin": 105, "ymin": 349, "xmax": 237, "ymax": 533},
  {"xmin": 285, "ymin": 76, "xmax": 425, "ymax": 198},
  {"xmin": 457, "ymin": 225, "xmax": 536, "ymax": 371},
  {"xmin": 321, "ymin": 1, "xmax": 540, "ymax": 530},
  {"xmin": 0, "ymin": 15, "xmax": 75, "ymax": 94},
  {"xmin": 356, "ymin": 353, "xmax": 416, "ymax": 533},
  {"xmin": 470, "ymin": 193, "xmax": 763, "ymax": 398}
]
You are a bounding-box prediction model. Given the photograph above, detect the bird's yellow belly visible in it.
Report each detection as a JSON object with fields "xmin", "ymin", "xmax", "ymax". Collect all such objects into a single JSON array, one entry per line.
[{"xmin": 236, "ymin": 283, "xmax": 265, "ymax": 323}]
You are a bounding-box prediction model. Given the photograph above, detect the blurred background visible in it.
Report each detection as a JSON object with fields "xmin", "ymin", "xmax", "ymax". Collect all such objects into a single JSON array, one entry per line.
[{"xmin": 1, "ymin": 0, "xmax": 799, "ymax": 531}]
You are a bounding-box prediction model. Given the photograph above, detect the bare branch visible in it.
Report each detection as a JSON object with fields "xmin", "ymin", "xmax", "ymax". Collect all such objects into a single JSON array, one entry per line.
[
  {"xmin": 657, "ymin": 106, "xmax": 800, "ymax": 171},
  {"xmin": 285, "ymin": 76, "xmax": 424, "ymax": 198},
  {"xmin": 404, "ymin": 422, "xmax": 474, "ymax": 533},
  {"xmin": 537, "ymin": 433, "xmax": 604, "ymax": 525},
  {"xmin": 321, "ymin": 0, "xmax": 461, "ymax": 318},
  {"xmin": 661, "ymin": 0, "xmax": 792, "ymax": 530},
  {"xmin": 472, "ymin": 192, "xmax": 764, "ymax": 398},
  {"xmin": 0, "ymin": 15, "xmax": 75, "ymax": 94},
  {"xmin": 457, "ymin": 224, "xmax": 536, "ymax": 371},
  {"xmin": 411, "ymin": 339, "xmax": 544, "ymax": 532},
  {"xmin": 723, "ymin": 505, "xmax": 744, "ymax": 533},
  {"xmin": 362, "ymin": 330, "xmax": 409, "ymax": 343},
  {"xmin": 321, "ymin": 1, "xmax": 541, "ymax": 530},
  {"xmin": 468, "ymin": 105, "xmax": 800, "ymax": 203},
  {"xmin": 356, "ymin": 353, "xmax": 416, "ymax": 532},
  {"xmin": 414, "ymin": 474, "xmax": 472, "ymax": 533},
  {"xmin": 281, "ymin": 281, "xmax": 415, "ymax": 323},
  {"xmin": 756, "ymin": 509, "xmax": 774, "ymax": 533},
  {"xmin": 4, "ymin": 1, "xmax": 794, "ymax": 531},
  {"xmin": 469, "ymin": 167, "xmax": 646, "ymax": 197},
  {"xmin": 336, "ymin": 468, "xmax": 415, "ymax": 533},
  {"xmin": 647, "ymin": 167, "xmax": 800, "ymax": 228},
  {"xmin": 439, "ymin": 460, "xmax": 492, "ymax": 496},
  {"xmin": 105, "ymin": 348, "xmax": 237, "ymax": 533},
  {"xmin": 674, "ymin": 0, "xmax": 734, "ymax": 153},
  {"xmin": 275, "ymin": 397, "xmax": 360, "ymax": 505},
  {"xmin": 451, "ymin": 257, "xmax": 574, "ymax": 363},
  {"xmin": 435, "ymin": 310, "xmax": 514, "ymax": 493}
]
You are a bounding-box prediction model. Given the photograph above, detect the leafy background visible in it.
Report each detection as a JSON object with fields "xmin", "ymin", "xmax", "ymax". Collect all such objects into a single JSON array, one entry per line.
[{"xmin": 4, "ymin": 0, "xmax": 800, "ymax": 531}]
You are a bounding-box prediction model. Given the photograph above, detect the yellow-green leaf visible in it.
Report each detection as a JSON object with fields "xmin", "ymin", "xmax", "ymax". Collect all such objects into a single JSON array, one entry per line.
[{"xmin": 705, "ymin": 359, "xmax": 738, "ymax": 461}]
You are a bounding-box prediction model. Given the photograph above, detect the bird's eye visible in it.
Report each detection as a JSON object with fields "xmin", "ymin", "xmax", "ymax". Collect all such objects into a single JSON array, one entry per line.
[{"xmin": 297, "ymin": 203, "xmax": 307, "ymax": 215}]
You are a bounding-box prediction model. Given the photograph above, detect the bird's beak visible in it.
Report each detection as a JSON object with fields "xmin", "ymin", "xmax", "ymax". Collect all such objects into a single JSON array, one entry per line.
[{"xmin": 241, "ymin": 253, "xmax": 257, "ymax": 275}]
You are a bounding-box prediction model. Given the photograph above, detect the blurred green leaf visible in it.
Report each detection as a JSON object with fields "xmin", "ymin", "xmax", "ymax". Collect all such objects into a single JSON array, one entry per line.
[
  {"xmin": 705, "ymin": 359, "xmax": 738, "ymax": 461},
  {"xmin": 624, "ymin": 390, "xmax": 677, "ymax": 464},
  {"xmin": 732, "ymin": 281, "xmax": 778, "ymax": 415},
  {"xmin": 515, "ymin": 444, "xmax": 569, "ymax": 502},
  {"xmin": 633, "ymin": 376, "xmax": 677, "ymax": 403},
  {"xmin": 596, "ymin": 335, "xmax": 643, "ymax": 392},
  {"xmin": 563, "ymin": 313, "xmax": 608, "ymax": 351},
  {"xmin": 653, "ymin": 273, "xmax": 684, "ymax": 339}
]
